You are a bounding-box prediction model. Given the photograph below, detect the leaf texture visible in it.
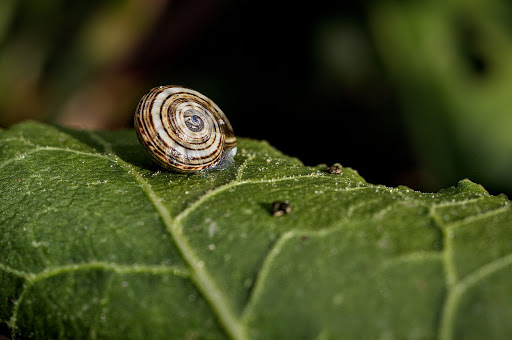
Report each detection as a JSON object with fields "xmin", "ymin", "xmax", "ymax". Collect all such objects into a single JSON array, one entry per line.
[{"xmin": 1, "ymin": 121, "xmax": 512, "ymax": 339}]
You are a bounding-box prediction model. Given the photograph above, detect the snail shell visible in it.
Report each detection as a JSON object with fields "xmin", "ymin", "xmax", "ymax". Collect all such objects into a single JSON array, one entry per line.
[{"xmin": 134, "ymin": 85, "xmax": 237, "ymax": 172}]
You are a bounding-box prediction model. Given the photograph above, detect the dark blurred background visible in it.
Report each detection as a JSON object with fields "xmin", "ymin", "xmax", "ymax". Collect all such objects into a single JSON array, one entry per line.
[{"xmin": 1, "ymin": 0, "xmax": 512, "ymax": 196}]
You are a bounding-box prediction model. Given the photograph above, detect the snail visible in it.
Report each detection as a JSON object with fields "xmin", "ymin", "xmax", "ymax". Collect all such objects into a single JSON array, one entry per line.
[{"xmin": 134, "ymin": 85, "xmax": 237, "ymax": 172}]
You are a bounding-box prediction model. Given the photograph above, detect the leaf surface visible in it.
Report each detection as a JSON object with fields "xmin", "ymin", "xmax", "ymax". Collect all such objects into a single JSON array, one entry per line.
[{"xmin": 1, "ymin": 121, "xmax": 512, "ymax": 339}]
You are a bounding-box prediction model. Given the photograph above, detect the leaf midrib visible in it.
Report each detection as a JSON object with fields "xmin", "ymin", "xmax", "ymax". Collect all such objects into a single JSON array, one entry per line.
[{"xmin": 88, "ymin": 132, "xmax": 249, "ymax": 340}]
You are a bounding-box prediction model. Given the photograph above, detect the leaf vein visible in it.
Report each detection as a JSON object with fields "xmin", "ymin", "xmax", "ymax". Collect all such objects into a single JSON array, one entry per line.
[
  {"xmin": 0, "ymin": 263, "xmax": 33, "ymax": 279},
  {"xmin": 6, "ymin": 262, "xmax": 189, "ymax": 333},
  {"xmin": 176, "ymin": 173, "xmax": 365, "ymax": 223},
  {"xmin": 379, "ymin": 251, "xmax": 442, "ymax": 269},
  {"xmin": 241, "ymin": 224, "xmax": 360, "ymax": 320},
  {"xmin": 0, "ymin": 147, "xmax": 108, "ymax": 170},
  {"xmin": 447, "ymin": 204, "xmax": 510, "ymax": 229},
  {"xmin": 438, "ymin": 252, "xmax": 512, "ymax": 340},
  {"xmin": 430, "ymin": 206, "xmax": 458, "ymax": 286},
  {"xmin": 235, "ymin": 155, "xmax": 254, "ymax": 181},
  {"xmin": 240, "ymin": 231, "xmax": 295, "ymax": 320},
  {"xmin": 30, "ymin": 262, "xmax": 190, "ymax": 281}
]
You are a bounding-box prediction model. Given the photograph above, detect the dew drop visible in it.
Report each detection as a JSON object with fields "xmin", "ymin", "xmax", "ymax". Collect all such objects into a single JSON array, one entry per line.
[
  {"xmin": 208, "ymin": 222, "xmax": 218, "ymax": 238},
  {"xmin": 332, "ymin": 293, "xmax": 344, "ymax": 305}
]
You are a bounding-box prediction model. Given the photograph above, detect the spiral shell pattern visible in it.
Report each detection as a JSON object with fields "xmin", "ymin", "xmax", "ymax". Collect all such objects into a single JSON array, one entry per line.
[{"xmin": 134, "ymin": 85, "xmax": 237, "ymax": 172}]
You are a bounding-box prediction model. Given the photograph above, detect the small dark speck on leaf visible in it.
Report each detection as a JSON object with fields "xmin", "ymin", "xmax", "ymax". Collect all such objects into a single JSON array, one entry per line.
[
  {"xmin": 271, "ymin": 200, "xmax": 291, "ymax": 217},
  {"xmin": 326, "ymin": 163, "xmax": 343, "ymax": 174}
]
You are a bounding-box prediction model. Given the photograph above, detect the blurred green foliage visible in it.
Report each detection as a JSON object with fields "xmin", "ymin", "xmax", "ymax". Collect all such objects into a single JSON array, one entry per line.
[
  {"xmin": 0, "ymin": 0, "xmax": 161, "ymax": 128},
  {"xmin": 370, "ymin": 0, "xmax": 512, "ymax": 193}
]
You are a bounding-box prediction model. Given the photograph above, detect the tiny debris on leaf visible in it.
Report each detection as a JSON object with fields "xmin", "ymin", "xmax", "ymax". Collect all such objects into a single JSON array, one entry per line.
[
  {"xmin": 326, "ymin": 163, "xmax": 343, "ymax": 174},
  {"xmin": 271, "ymin": 200, "xmax": 292, "ymax": 217}
]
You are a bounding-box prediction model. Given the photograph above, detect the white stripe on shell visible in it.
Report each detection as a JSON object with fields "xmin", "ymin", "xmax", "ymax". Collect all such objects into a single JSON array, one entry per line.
[{"xmin": 151, "ymin": 87, "xmax": 222, "ymax": 162}]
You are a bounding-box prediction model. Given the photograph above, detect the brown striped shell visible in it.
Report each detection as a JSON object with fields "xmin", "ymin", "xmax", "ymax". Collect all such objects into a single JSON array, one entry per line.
[{"xmin": 134, "ymin": 85, "xmax": 237, "ymax": 172}]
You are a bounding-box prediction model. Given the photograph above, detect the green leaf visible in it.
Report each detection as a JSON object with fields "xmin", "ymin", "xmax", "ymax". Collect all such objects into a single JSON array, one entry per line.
[{"xmin": 1, "ymin": 121, "xmax": 512, "ymax": 339}]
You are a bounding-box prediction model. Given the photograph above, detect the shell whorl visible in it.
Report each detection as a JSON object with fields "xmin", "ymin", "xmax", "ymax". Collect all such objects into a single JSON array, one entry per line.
[{"xmin": 134, "ymin": 85, "xmax": 237, "ymax": 172}]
